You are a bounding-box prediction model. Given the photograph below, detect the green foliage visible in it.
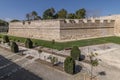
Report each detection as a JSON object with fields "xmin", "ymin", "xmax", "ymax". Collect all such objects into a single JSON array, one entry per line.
[
  {"xmin": 57, "ymin": 9, "xmax": 67, "ymax": 19},
  {"xmin": 76, "ymin": 8, "xmax": 86, "ymax": 19},
  {"xmin": 25, "ymin": 38, "xmax": 33, "ymax": 48},
  {"xmin": 70, "ymin": 46, "xmax": 81, "ymax": 60},
  {"xmin": 31, "ymin": 11, "xmax": 38, "ymax": 20},
  {"xmin": 50, "ymin": 56, "xmax": 58, "ymax": 66},
  {"xmin": 43, "ymin": 8, "xmax": 55, "ymax": 19},
  {"xmin": 67, "ymin": 13, "xmax": 76, "ymax": 19},
  {"xmin": 1, "ymin": 34, "xmax": 120, "ymax": 50},
  {"xmin": 11, "ymin": 42, "xmax": 19, "ymax": 53},
  {"xmin": 64, "ymin": 57, "xmax": 75, "ymax": 74},
  {"xmin": 91, "ymin": 59, "xmax": 99, "ymax": 66},
  {"xmin": 89, "ymin": 53, "xmax": 99, "ymax": 66},
  {"xmin": 52, "ymin": 39, "xmax": 55, "ymax": 45},
  {"xmin": 0, "ymin": 19, "xmax": 8, "ymax": 26},
  {"xmin": 10, "ymin": 19, "xmax": 20, "ymax": 22},
  {"xmin": 26, "ymin": 11, "xmax": 39, "ymax": 21},
  {"xmin": 3, "ymin": 35, "xmax": 9, "ymax": 43}
]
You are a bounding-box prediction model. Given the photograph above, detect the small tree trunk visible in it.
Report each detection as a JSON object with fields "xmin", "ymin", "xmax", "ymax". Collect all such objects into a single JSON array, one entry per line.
[{"xmin": 91, "ymin": 65, "xmax": 93, "ymax": 80}]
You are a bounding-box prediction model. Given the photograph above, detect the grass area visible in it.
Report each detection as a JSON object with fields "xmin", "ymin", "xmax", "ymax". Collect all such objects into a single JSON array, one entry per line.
[{"xmin": 0, "ymin": 33, "xmax": 120, "ymax": 50}]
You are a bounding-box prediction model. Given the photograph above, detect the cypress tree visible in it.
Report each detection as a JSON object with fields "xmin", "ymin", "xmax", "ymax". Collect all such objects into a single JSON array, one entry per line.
[
  {"xmin": 25, "ymin": 38, "xmax": 33, "ymax": 48},
  {"xmin": 11, "ymin": 42, "xmax": 19, "ymax": 53},
  {"xmin": 3, "ymin": 35, "xmax": 9, "ymax": 43},
  {"xmin": 64, "ymin": 56, "xmax": 75, "ymax": 74}
]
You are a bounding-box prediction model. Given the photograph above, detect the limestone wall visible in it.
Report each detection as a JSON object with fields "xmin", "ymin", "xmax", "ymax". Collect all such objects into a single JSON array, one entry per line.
[
  {"xmin": 59, "ymin": 19, "xmax": 115, "ymax": 40},
  {"xmin": 9, "ymin": 20, "xmax": 60, "ymax": 40},
  {"xmin": 96, "ymin": 15, "xmax": 120, "ymax": 36},
  {"xmin": 8, "ymin": 19, "xmax": 115, "ymax": 41}
]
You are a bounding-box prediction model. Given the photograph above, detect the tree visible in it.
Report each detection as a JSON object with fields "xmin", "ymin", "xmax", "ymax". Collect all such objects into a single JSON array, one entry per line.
[
  {"xmin": 35, "ymin": 16, "xmax": 41, "ymax": 20},
  {"xmin": 38, "ymin": 48, "xmax": 42, "ymax": 58},
  {"xmin": 11, "ymin": 42, "xmax": 19, "ymax": 53},
  {"xmin": 57, "ymin": 9, "xmax": 67, "ymax": 19},
  {"xmin": 31, "ymin": 11, "xmax": 38, "ymax": 20},
  {"xmin": 26, "ymin": 13, "xmax": 30, "ymax": 21},
  {"xmin": 43, "ymin": 8, "xmax": 55, "ymax": 19},
  {"xmin": 0, "ymin": 19, "xmax": 8, "ymax": 26},
  {"xmin": 64, "ymin": 56, "xmax": 75, "ymax": 74},
  {"xmin": 25, "ymin": 38, "xmax": 33, "ymax": 48},
  {"xmin": 88, "ymin": 53, "xmax": 99, "ymax": 80},
  {"xmin": 76, "ymin": 8, "xmax": 86, "ymax": 19},
  {"xmin": 50, "ymin": 56, "xmax": 58, "ymax": 66},
  {"xmin": 67, "ymin": 13, "xmax": 76, "ymax": 19},
  {"xmin": 70, "ymin": 46, "xmax": 81, "ymax": 60},
  {"xmin": 3, "ymin": 35, "xmax": 9, "ymax": 43},
  {"xmin": 52, "ymin": 39, "xmax": 55, "ymax": 53},
  {"xmin": 10, "ymin": 19, "xmax": 20, "ymax": 22}
]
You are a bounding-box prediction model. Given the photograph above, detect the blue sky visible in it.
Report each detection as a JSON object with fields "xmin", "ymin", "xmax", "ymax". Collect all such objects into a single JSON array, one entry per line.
[{"xmin": 0, "ymin": 0, "xmax": 120, "ymax": 21}]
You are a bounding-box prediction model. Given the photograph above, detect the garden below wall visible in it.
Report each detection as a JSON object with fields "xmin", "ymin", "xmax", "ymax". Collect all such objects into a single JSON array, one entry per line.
[{"xmin": 0, "ymin": 34, "xmax": 120, "ymax": 50}]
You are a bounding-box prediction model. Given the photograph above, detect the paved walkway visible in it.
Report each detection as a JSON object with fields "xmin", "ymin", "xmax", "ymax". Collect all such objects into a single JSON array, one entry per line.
[{"xmin": 0, "ymin": 48, "xmax": 86, "ymax": 80}]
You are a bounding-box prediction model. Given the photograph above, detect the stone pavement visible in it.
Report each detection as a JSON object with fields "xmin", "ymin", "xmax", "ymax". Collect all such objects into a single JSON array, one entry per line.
[{"xmin": 0, "ymin": 47, "xmax": 90, "ymax": 80}]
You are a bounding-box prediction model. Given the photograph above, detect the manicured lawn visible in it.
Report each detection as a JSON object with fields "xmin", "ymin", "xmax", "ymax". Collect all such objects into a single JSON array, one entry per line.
[{"xmin": 0, "ymin": 33, "xmax": 120, "ymax": 50}]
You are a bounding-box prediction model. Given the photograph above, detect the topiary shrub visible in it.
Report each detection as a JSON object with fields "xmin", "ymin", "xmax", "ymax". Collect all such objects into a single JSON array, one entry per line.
[
  {"xmin": 64, "ymin": 56, "xmax": 75, "ymax": 74},
  {"xmin": 11, "ymin": 42, "xmax": 19, "ymax": 53},
  {"xmin": 25, "ymin": 38, "xmax": 33, "ymax": 48},
  {"xmin": 3, "ymin": 35, "xmax": 9, "ymax": 43},
  {"xmin": 70, "ymin": 46, "xmax": 81, "ymax": 60}
]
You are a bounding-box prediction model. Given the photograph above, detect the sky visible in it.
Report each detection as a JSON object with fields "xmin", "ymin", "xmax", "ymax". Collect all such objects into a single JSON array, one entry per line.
[{"xmin": 0, "ymin": 0, "xmax": 120, "ymax": 21}]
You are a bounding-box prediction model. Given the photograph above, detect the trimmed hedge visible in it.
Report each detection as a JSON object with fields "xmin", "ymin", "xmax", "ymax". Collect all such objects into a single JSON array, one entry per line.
[
  {"xmin": 25, "ymin": 38, "xmax": 33, "ymax": 48},
  {"xmin": 70, "ymin": 46, "xmax": 81, "ymax": 60},
  {"xmin": 64, "ymin": 56, "xmax": 75, "ymax": 74},
  {"xmin": 11, "ymin": 42, "xmax": 19, "ymax": 53},
  {"xmin": 3, "ymin": 35, "xmax": 9, "ymax": 43}
]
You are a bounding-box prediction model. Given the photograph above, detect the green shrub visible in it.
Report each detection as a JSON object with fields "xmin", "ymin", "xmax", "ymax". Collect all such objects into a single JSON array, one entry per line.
[
  {"xmin": 11, "ymin": 42, "xmax": 19, "ymax": 53},
  {"xmin": 3, "ymin": 35, "xmax": 9, "ymax": 43},
  {"xmin": 64, "ymin": 56, "xmax": 75, "ymax": 74},
  {"xmin": 17, "ymin": 40, "xmax": 20, "ymax": 42},
  {"xmin": 50, "ymin": 56, "xmax": 58, "ymax": 66},
  {"xmin": 25, "ymin": 38, "xmax": 33, "ymax": 48},
  {"xmin": 70, "ymin": 46, "xmax": 81, "ymax": 60}
]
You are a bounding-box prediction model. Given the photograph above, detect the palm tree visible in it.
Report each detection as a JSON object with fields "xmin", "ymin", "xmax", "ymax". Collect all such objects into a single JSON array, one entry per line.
[
  {"xmin": 31, "ymin": 11, "xmax": 38, "ymax": 20},
  {"xmin": 26, "ymin": 13, "xmax": 30, "ymax": 21}
]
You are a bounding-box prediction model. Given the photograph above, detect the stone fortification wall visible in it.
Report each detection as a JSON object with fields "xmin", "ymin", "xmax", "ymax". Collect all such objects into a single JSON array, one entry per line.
[
  {"xmin": 96, "ymin": 15, "xmax": 120, "ymax": 36},
  {"xmin": 8, "ymin": 20, "xmax": 60, "ymax": 40},
  {"xmin": 8, "ymin": 19, "xmax": 115, "ymax": 41},
  {"xmin": 59, "ymin": 19, "xmax": 115, "ymax": 40}
]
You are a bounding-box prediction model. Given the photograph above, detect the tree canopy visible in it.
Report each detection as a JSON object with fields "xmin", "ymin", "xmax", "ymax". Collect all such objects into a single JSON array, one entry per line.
[
  {"xmin": 76, "ymin": 8, "xmax": 86, "ymax": 19},
  {"xmin": 0, "ymin": 19, "xmax": 8, "ymax": 26},
  {"xmin": 24, "ymin": 8, "xmax": 86, "ymax": 20},
  {"xmin": 43, "ymin": 8, "xmax": 55, "ymax": 19},
  {"xmin": 10, "ymin": 19, "xmax": 20, "ymax": 22},
  {"xmin": 67, "ymin": 13, "xmax": 76, "ymax": 19},
  {"xmin": 57, "ymin": 9, "xmax": 67, "ymax": 19},
  {"xmin": 26, "ymin": 11, "xmax": 40, "ymax": 21}
]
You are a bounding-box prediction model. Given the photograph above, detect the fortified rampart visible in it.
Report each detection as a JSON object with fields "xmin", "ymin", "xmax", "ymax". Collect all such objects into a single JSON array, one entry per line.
[{"xmin": 8, "ymin": 18, "xmax": 116, "ymax": 41}]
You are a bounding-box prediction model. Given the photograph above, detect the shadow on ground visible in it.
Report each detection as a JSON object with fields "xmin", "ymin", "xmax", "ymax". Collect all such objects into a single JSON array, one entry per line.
[
  {"xmin": 0, "ymin": 55, "xmax": 43, "ymax": 80},
  {"xmin": 75, "ymin": 65, "xmax": 82, "ymax": 74}
]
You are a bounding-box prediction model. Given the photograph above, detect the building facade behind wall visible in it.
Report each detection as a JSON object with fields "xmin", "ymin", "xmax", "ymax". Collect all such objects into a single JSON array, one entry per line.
[{"xmin": 8, "ymin": 17, "xmax": 116, "ymax": 41}]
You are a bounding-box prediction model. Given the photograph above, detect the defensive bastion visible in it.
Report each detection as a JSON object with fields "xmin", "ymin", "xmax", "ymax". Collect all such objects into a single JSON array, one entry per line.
[{"xmin": 8, "ymin": 17, "xmax": 118, "ymax": 42}]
